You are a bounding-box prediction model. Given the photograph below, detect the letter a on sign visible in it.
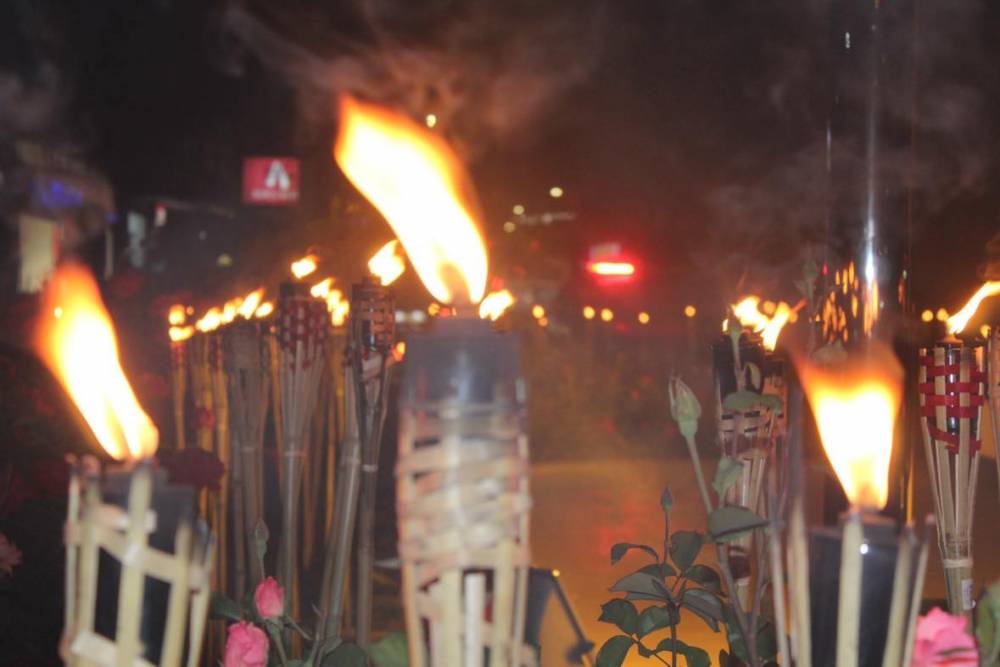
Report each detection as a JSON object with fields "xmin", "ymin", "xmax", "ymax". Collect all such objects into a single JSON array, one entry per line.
[{"xmin": 243, "ymin": 157, "xmax": 300, "ymax": 205}]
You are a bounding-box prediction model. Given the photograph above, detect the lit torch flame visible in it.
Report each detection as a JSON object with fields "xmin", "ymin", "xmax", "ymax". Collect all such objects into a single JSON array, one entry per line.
[
  {"xmin": 327, "ymin": 289, "xmax": 350, "ymax": 327},
  {"xmin": 797, "ymin": 344, "xmax": 903, "ymax": 509},
  {"xmin": 478, "ymin": 289, "xmax": 515, "ymax": 321},
  {"xmin": 335, "ymin": 94, "xmax": 488, "ymax": 305},
  {"xmin": 168, "ymin": 304, "xmax": 187, "ymax": 326},
  {"xmin": 34, "ymin": 264, "xmax": 158, "ymax": 461},
  {"xmin": 169, "ymin": 325, "xmax": 194, "ymax": 342},
  {"xmin": 238, "ymin": 288, "xmax": 264, "ymax": 320},
  {"xmin": 291, "ymin": 254, "xmax": 319, "ymax": 280},
  {"xmin": 947, "ymin": 281, "xmax": 1000, "ymax": 335},
  {"xmin": 721, "ymin": 296, "xmax": 803, "ymax": 351},
  {"xmin": 311, "ymin": 277, "xmax": 333, "ymax": 300},
  {"xmin": 196, "ymin": 307, "xmax": 223, "ymax": 333},
  {"xmin": 255, "ymin": 301, "xmax": 274, "ymax": 319},
  {"xmin": 368, "ymin": 240, "xmax": 406, "ymax": 286}
]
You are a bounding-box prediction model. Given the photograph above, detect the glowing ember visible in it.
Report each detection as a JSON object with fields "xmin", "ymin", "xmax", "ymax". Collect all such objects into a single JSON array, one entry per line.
[
  {"xmin": 34, "ymin": 264, "xmax": 159, "ymax": 461},
  {"xmin": 255, "ymin": 301, "xmax": 275, "ymax": 319},
  {"xmin": 311, "ymin": 277, "xmax": 333, "ymax": 299},
  {"xmin": 478, "ymin": 289, "xmax": 515, "ymax": 321},
  {"xmin": 238, "ymin": 288, "xmax": 264, "ymax": 319},
  {"xmin": 586, "ymin": 261, "xmax": 636, "ymax": 277},
  {"xmin": 368, "ymin": 240, "xmax": 406, "ymax": 286},
  {"xmin": 335, "ymin": 94, "xmax": 488, "ymax": 305},
  {"xmin": 196, "ymin": 307, "xmax": 223, "ymax": 333},
  {"xmin": 797, "ymin": 344, "xmax": 903, "ymax": 509},
  {"xmin": 722, "ymin": 296, "xmax": 802, "ymax": 351},
  {"xmin": 169, "ymin": 325, "xmax": 195, "ymax": 343},
  {"xmin": 168, "ymin": 304, "xmax": 187, "ymax": 326},
  {"xmin": 947, "ymin": 281, "xmax": 1000, "ymax": 335},
  {"xmin": 291, "ymin": 254, "xmax": 319, "ymax": 280}
]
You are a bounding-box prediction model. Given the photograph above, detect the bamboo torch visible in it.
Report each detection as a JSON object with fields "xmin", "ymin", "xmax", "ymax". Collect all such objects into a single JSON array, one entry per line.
[
  {"xmin": 917, "ymin": 339, "xmax": 983, "ymax": 617},
  {"xmin": 796, "ymin": 344, "xmax": 930, "ymax": 667},
  {"xmin": 225, "ymin": 292, "xmax": 270, "ymax": 590},
  {"xmin": 352, "ymin": 260, "xmax": 399, "ymax": 648},
  {"xmin": 167, "ymin": 305, "xmax": 192, "ymax": 451},
  {"xmin": 333, "ymin": 93, "xmax": 530, "ymax": 667},
  {"xmin": 275, "ymin": 275, "xmax": 327, "ymax": 619}
]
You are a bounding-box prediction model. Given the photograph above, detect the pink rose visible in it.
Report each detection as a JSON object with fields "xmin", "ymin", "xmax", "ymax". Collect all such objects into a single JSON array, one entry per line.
[
  {"xmin": 254, "ymin": 577, "xmax": 285, "ymax": 619},
  {"xmin": 224, "ymin": 621, "xmax": 269, "ymax": 667},
  {"xmin": 912, "ymin": 607, "xmax": 978, "ymax": 667}
]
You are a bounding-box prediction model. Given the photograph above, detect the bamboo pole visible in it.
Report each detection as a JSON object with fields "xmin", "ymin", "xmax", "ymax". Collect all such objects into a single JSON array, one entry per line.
[
  {"xmin": 226, "ymin": 322, "xmax": 270, "ymax": 587},
  {"xmin": 835, "ymin": 512, "xmax": 863, "ymax": 667},
  {"xmin": 210, "ymin": 333, "xmax": 230, "ymax": 600},
  {"xmin": 276, "ymin": 285, "xmax": 327, "ymax": 625},
  {"xmin": 880, "ymin": 526, "xmax": 915, "ymax": 667},
  {"xmin": 170, "ymin": 339, "xmax": 188, "ymax": 450},
  {"xmin": 918, "ymin": 342, "xmax": 981, "ymax": 618},
  {"xmin": 990, "ymin": 328, "xmax": 1000, "ymax": 506}
]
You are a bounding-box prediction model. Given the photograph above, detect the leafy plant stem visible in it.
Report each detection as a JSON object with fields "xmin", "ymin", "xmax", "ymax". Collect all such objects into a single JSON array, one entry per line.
[
  {"xmin": 682, "ymin": 432, "xmax": 756, "ymax": 666},
  {"xmin": 670, "ymin": 622, "xmax": 678, "ymax": 667}
]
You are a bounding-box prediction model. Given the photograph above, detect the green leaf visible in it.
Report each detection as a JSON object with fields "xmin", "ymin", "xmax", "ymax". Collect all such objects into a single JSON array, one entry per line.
[
  {"xmin": 638, "ymin": 562, "xmax": 677, "ymax": 579},
  {"xmin": 670, "ymin": 531, "xmax": 702, "ymax": 571},
  {"xmin": 611, "ymin": 542, "xmax": 659, "ymax": 565},
  {"xmin": 745, "ymin": 363, "xmax": 762, "ymax": 390},
  {"xmin": 596, "ymin": 635, "xmax": 634, "ymax": 667},
  {"xmin": 684, "ymin": 646, "xmax": 711, "ymax": 667},
  {"xmin": 756, "ymin": 620, "xmax": 778, "ymax": 661},
  {"xmin": 598, "ymin": 599, "xmax": 639, "ymax": 635},
  {"xmin": 653, "ymin": 639, "xmax": 710, "ymax": 667},
  {"xmin": 979, "ymin": 584, "xmax": 1000, "ymax": 666},
  {"xmin": 685, "ymin": 564, "xmax": 722, "ymax": 593},
  {"xmin": 708, "ymin": 506, "xmax": 768, "ymax": 543},
  {"xmin": 610, "ymin": 572, "xmax": 670, "ymax": 600},
  {"xmin": 369, "ymin": 632, "xmax": 409, "ymax": 667},
  {"xmin": 209, "ymin": 591, "xmax": 244, "ymax": 622},
  {"xmin": 722, "ymin": 390, "xmax": 762, "ymax": 412},
  {"xmin": 637, "ymin": 605, "xmax": 674, "ymax": 638},
  {"xmin": 681, "ymin": 588, "xmax": 724, "ymax": 632},
  {"xmin": 321, "ymin": 642, "xmax": 368, "ymax": 667},
  {"xmin": 712, "ymin": 457, "xmax": 744, "ymax": 498}
]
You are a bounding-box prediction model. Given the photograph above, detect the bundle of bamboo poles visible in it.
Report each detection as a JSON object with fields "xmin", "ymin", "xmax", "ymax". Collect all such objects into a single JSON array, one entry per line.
[
  {"xmin": 224, "ymin": 320, "xmax": 271, "ymax": 593},
  {"xmin": 714, "ymin": 333, "xmax": 780, "ymax": 608},
  {"xmin": 209, "ymin": 333, "xmax": 231, "ymax": 602},
  {"xmin": 396, "ymin": 319, "xmax": 532, "ymax": 667},
  {"xmin": 61, "ymin": 459, "xmax": 214, "ymax": 667},
  {"xmin": 275, "ymin": 282, "xmax": 328, "ymax": 618},
  {"xmin": 168, "ymin": 332, "xmax": 189, "ymax": 451},
  {"xmin": 918, "ymin": 340, "xmax": 984, "ymax": 617},
  {"xmin": 320, "ymin": 288, "xmax": 396, "ymax": 647},
  {"xmin": 989, "ymin": 327, "xmax": 1000, "ymax": 506},
  {"xmin": 778, "ymin": 389, "xmax": 931, "ymax": 667}
]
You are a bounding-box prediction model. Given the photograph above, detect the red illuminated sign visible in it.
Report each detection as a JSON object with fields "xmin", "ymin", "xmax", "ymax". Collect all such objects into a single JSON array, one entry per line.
[
  {"xmin": 243, "ymin": 157, "xmax": 300, "ymax": 205},
  {"xmin": 586, "ymin": 243, "xmax": 637, "ymax": 285}
]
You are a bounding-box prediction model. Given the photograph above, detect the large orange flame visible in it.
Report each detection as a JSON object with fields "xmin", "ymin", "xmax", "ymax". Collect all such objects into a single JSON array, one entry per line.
[
  {"xmin": 722, "ymin": 296, "xmax": 802, "ymax": 351},
  {"xmin": 368, "ymin": 240, "xmax": 405, "ymax": 286},
  {"xmin": 35, "ymin": 265, "xmax": 158, "ymax": 461},
  {"xmin": 478, "ymin": 289, "xmax": 515, "ymax": 321},
  {"xmin": 797, "ymin": 344, "xmax": 903, "ymax": 509},
  {"xmin": 334, "ymin": 95, "xmax": 488, "ymax": 305},
  {"xmin": 947, "ymin": 281, "xmax": 1000, "ymax": 335}
]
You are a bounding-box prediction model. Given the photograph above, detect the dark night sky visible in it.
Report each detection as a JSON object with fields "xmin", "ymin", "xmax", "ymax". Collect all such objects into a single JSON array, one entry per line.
[{"xmin": 2, "ymin": 0, "xmax": 999, "ymax": 317}]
